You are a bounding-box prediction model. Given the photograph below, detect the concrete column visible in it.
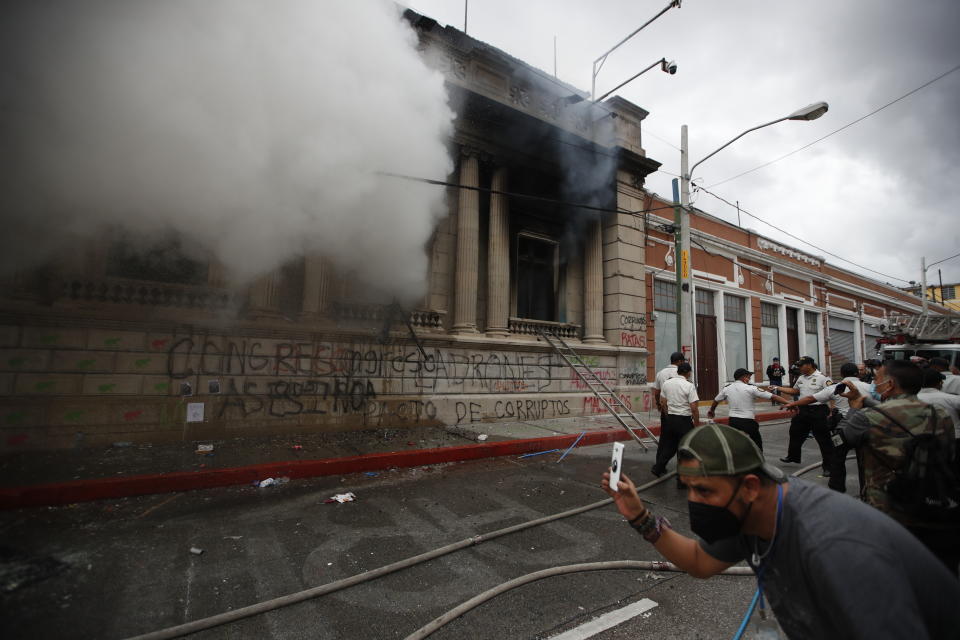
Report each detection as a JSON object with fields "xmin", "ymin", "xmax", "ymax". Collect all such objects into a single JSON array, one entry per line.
[
  {"xmin": 206, "ymin": 259, "xmax": 227, "ymax": 288},
  {"xmin": 247, "ymin": 269, "xmax": 282, "ymax": 316},
  {"xmin": 452, "ymin": 150, "xmax": 480, "ymax": 333},
  {"xmin": 583, "ymin": 219, "xmax": 605, "ymax": 343},
  {"xmin": 301, "ymin": 254, "xmax": 331, "ymax": 317},
  {"xmin": 486, "ymin": 166, "xmax": 510, "ymax": 337}
]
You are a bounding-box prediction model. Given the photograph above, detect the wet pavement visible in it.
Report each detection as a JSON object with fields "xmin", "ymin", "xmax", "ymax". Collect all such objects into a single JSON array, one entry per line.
[{"xmin": 0, "ymin": 417, "xmax": 842, "ymax": 640}]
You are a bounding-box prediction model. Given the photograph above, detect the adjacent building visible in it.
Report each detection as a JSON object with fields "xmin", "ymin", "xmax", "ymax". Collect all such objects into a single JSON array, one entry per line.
[
  {"xmin": 904, "ymin": 283, "xmax": 960, "ymax": 313},
  {"xmin": 642, "ymin": 199, "xmax": 951, "ymax": 396}
]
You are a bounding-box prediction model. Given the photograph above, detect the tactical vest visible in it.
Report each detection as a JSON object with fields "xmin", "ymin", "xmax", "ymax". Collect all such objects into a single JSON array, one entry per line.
[{"xmin": 860, "ymin": 394, "xmax": 954, "ymax": 528}]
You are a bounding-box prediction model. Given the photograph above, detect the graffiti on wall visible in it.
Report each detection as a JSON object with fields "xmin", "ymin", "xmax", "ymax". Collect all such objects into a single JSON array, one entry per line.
[
  {"xmin": 619, "ymin": 332, "xmax": 645, "ymax": 348},
  {"xmin": 163, "ymin": 336, "xmax": 574, "ymax": 425},
  {"xmin": 166, "ymin": 337, "xmax": 557, "ymax": 390}
]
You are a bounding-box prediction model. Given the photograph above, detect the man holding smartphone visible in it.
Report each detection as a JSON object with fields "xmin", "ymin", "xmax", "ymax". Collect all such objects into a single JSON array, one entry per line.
[{"xmin": 601, "ymin": 424, "xmax": 960, "ymax": 639}]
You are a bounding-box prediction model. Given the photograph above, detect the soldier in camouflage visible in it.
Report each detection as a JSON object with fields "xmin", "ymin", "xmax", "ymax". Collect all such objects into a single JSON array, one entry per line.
[{"xmin": 839, "ymin": 359, "xmax": 958, "ymax": 574}]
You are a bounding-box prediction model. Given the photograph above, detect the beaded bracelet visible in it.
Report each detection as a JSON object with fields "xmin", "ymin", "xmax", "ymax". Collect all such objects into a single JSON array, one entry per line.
[
  {"xmin": 637, "ymin": 514, "xmax": 671, "ymax": 544},
  {"xmin": 627, "ymin": 509, "xmax": 649, "ymax": 527}
]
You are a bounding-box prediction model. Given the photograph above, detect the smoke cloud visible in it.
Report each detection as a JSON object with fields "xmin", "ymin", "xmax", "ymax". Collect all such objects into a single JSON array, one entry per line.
[{"xmin": 0, "ymin": 0, "xmax": 454, "ymax": 302}]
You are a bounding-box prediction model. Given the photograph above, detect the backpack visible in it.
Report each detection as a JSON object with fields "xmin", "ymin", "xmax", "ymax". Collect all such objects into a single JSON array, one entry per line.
[{"xmin": 873, "ymin": 406, "xmax": 960, "ymax": 524}]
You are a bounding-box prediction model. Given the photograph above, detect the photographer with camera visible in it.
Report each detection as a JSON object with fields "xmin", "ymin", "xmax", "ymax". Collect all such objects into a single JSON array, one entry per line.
[
  {"xmin": 860, "ymin": 358, "xmax": 881, "ymax": 384},
  {"xmin": 838, "ymin": 359, "xmax": 959, "ymax": 574},
  {"xmin": 769, "ymin": 357, "xmax": 834, "ymax": 473}
]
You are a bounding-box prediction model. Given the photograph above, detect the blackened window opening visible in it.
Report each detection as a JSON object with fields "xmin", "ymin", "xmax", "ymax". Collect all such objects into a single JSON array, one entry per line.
[
  {"xmin": 106, "ymin": 232, "xmax": 207, "ymax": 285},
  {"xmin": 517, "ymin": 235, "xmax": 556, "ymax": 321}
]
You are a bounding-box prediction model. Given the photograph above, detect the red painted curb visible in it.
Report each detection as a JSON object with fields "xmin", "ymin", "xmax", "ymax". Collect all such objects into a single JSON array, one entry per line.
[{"xmin": 0, "ymin": 412, "xmax": 791, "ymax": 509}]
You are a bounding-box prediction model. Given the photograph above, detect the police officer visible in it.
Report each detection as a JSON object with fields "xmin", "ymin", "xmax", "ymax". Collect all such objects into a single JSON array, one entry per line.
[
  {"xmin": 652, "ymin": 362, "xmax": 700, "ymax": 480},
  {"xmin": 652, "ymin": 352, "xmax": 684, "ymax": 412},
  {"xmin": 783, "ymin": 362, "xmax": 871, "ymax": 491},
  {"xmin": 707, "ymin": 368, "xmax": 791, "ymax": 450},
  {"xmin": 770, "ymin": 357, "xmax": 833, "ymax": 470}
]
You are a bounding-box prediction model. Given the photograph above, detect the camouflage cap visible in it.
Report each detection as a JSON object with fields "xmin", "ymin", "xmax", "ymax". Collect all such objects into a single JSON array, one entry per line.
[{"xmin": 677, "ymin": 423, "xmax": 785, "ymax": 481}]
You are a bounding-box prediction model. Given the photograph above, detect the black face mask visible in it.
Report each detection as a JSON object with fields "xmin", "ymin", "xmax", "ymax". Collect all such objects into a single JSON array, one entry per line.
[{"xmin": 688, "ymin": 478, "xmax": 750, "ymax": 544}]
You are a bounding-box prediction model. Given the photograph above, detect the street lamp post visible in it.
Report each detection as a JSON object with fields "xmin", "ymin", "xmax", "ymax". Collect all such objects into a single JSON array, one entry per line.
[
  {"xmin": 921, "ymin": 256, "xmax": 930, "ymax": 314},
  {"xmin": 594, "ymin": 58, "xmax": 677, "ymax": 103},
  {"xmin": 677, "ymin": 102, "xmax": 829, "ymax": 382},
  {"xmin": 590, "ymin": 0, "xmax": 681, "ymax": 101}
]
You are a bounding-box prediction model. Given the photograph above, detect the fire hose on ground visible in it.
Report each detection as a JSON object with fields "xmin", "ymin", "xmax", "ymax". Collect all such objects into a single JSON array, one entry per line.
[
  {"xmin": 124, "ymin": 450, "xmax": 848, "ymax": 640},
  {"xmin": 401, "ymin": 459, "xmax": 850, "ymax": 640}
]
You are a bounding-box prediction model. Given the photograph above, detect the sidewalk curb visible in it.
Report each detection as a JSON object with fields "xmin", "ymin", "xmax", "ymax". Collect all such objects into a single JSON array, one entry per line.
[{"xmin": 0, "ymin": 412, "xmax": 790, "ymax": 509}]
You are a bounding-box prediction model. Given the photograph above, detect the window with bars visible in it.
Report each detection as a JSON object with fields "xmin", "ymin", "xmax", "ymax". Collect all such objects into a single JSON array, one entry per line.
[
  {"xmin": 761, "ymin": 302, "xmax": 779, "ymax": 327},
  {"xmin": 804, "ymin": 311, "xmax": 819, "ymax": 334},
  {"xmin": 724, "ymin": 295, "xmax": 747, "ymax": 322},
  {"xmin": 654, "ymin": 280, "xmax": 676, "ymax": 311},
  {"xmin": 942, "ymin": 285, "xmax": 957, "ymax": 301},
  {"xmin": 696, "ymin": 289, "xmax": 715, "ymax": 316}
]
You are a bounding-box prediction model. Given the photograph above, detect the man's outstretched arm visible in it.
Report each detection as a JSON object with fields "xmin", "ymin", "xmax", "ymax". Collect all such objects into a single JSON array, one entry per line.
[{"xmin": 601, "ymin": 471, "xmax": 734, "ymax": 578}]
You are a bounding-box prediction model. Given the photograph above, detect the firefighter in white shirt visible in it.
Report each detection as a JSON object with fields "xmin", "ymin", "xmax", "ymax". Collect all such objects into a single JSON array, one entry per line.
[
  {"xmin": 929, "ymin": 357, "xmax": 960, "ymax": 395},
  {"xmin": 652, "ymin": 362, "xmax": 700, "ymax": 481},
  {"xmin": 918, "ymin": 368, "xmax": 960, "ymax": 436},
  {"xmin": 651, "ymin": 352, "xmax": 684, "ymax": 421},
  {"xmin": 783, "ymin": 362, "xmax": 872, "ymax": 492},
  {"xmin": 769, "ymin": 357, "xmax": 833, "ymax": 470},
  {"xmin": 707, "ymin": 368, "xmax": 792, "ymax": 451}
]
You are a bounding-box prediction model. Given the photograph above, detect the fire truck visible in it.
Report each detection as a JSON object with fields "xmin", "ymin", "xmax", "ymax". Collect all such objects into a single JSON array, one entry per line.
[{"xmin": 876, "ymin": 312, "xmax": 960, "ymax": 368}]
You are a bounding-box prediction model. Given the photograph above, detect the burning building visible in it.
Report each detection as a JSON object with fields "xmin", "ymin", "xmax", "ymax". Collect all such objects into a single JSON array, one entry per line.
[{"xmin": 0, "ymin": 6, "xmax": 660, "ymax": 450}]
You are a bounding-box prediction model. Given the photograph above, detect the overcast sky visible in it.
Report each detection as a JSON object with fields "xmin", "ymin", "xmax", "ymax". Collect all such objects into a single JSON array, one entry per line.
[{"xmin": 404, "ymin": 0, "xmax": 960, "ymax": 290}]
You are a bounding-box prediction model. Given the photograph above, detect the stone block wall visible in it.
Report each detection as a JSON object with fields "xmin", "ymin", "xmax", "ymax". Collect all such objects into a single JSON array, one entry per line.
[{"xmin": 0, "ymin": 321, "xmax": 651, "ymax": 451}]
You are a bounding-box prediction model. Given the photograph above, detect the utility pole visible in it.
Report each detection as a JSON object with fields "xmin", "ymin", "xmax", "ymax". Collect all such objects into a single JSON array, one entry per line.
[
  {"xmin": 921, "ymin": 256, "xmax": 929, "ymax": 314},
  {"xmin": 672, "ymin": 180, "xmax": 683, "ymax": 350},
  {"xmin": 674, "ymin": 103, "xmax": 827, "ymax": 387},
  {"xmin": 553, "ymin": 36, "xmax": 557, "ymax": 78},
  {"xmin": 678, "ymin": 125, "xmax": 695, "ymax": 370}
]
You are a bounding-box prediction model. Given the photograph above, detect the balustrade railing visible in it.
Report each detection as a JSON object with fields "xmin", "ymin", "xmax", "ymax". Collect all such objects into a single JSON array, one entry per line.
[
  {"xmin": 62, "ymin": 278, "xmax": 233, "ymax": 310},
  {"xmin": 329, "ymin": 302, "xmax": 445, "ymax": 330},
  {"xmin": 508, "ymin": 317, "xmax": 580, "ymax": 339}
]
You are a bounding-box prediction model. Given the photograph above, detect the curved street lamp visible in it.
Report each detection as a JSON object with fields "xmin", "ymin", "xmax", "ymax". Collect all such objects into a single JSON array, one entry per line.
[{"xmin": 675, "ymin": 101, "xmax": 829, "ymax": 383}]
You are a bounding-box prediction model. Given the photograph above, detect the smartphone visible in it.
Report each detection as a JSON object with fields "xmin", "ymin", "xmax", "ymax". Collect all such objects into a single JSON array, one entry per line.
[
  {"xmin": 834, "ymin": 383, "xmax": 847, "ymax": 395},
  {"xmin": 609, "ymin": 442, "xmax": 625, "ymax": 492}
]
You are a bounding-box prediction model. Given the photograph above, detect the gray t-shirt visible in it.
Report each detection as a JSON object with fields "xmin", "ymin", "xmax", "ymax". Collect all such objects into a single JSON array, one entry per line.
[{"xmin": 701, "ymin": 477, "xmax": 960, "ymax": 640}]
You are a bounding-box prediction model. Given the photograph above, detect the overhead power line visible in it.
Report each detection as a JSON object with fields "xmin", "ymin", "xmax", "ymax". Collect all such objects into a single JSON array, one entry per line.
[
  {"xmin": 642, "ymin": 127, "xmax": 682, "ymax": 152},
  {"xmin": 928, "ymin": 251, "xmax": 960, "ymax": 269},
  {"xmin": 693, "ymin": 183, "xmax": 912, "ymax": 284},
  {"xmin": 377, "ymin": 171, "xmax": 677, "ymax": 216},
  {"xmin": 707, "ymin": 62, "xmax": 960, "ymax": 189}
]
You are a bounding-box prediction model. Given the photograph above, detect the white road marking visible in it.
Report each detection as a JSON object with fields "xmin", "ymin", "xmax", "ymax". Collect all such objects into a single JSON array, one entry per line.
[{"xmin": 549, "ymin": 598, "xmax": 659, "ymax": 639}]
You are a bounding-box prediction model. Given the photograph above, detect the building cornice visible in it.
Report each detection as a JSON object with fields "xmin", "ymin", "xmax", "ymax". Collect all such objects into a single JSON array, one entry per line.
[{"xmin": 646, "ymin": 211, "xmax": 926, "ymax": 315}]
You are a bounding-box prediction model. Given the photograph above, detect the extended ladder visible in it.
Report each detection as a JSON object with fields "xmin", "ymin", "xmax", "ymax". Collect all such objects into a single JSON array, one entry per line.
[
  {"xmin": 538, "ymin": 329, "xmax": 658, "ymax": 450},
  {"xmin": 885, "ymin": 312, "xmax": 960, "ymax": 343}
]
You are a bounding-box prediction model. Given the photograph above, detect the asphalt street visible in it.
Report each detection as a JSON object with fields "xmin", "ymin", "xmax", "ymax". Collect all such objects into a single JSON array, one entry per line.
[{"xmin": 0, "ymin": 418, "xmax": 847, "ymax": 639}]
